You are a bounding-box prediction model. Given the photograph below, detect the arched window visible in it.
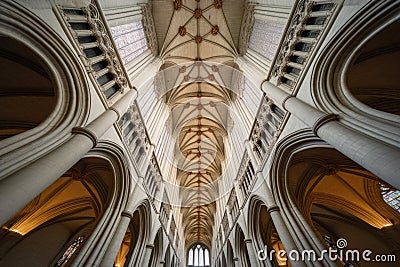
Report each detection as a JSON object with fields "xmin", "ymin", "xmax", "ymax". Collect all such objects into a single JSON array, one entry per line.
[
  {"xmin": 188, "ymin": 248, "xmax": 194, "ymax": 265},
  {"xmin": 380, "ymin": 184, "xmax": 400, "ymax": 212},
  {"xmin": 56, "ymin": 236, "xmax": 84, "ymax": 267},
  {"xmin": 110, "ymin": 21, "xmax": 149, "ymax": 64},
  {"xmin": 187, "ymin": 244, "xmax": 210, "ymax": 267},
  {"xmin": 204, "ymin": 249, "xmax": 210, "ymax": 266},
  {"xmin": 248, "ymin": 19, "xmax": 285, "ymax": 61}
]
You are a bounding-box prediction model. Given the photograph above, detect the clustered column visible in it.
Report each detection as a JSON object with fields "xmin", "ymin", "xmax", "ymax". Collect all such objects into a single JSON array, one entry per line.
[
  {"xmin": 245, "ymin": 141, "xmax": 306, "ymax": 267},
  {"xmin": 262, "ymin": 81, "xmax": 400, "ymax": 189},
  {"xmin": 0, "ymin": 89, "xmax": 137, "ymax": 226}
]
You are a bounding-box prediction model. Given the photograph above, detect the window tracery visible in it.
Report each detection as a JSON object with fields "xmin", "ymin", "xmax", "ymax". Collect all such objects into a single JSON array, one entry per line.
[
  {"xmin": 248, "ymin": 19, "xmax": 285, "ymax": 61},
  {"xmin": 381, "ymin": 184, "xmax": 400, "ymax": 212},
  {"xmin": 110, "ymin": 21, "xmax": 148, "ymax": 64},
  {"xmin": 188, "ymin": 244, "xmax": 210, "ymax": 267},
  {"xmin": 56, "ymin": 236, "xmax": 84, "ymax": 267}
]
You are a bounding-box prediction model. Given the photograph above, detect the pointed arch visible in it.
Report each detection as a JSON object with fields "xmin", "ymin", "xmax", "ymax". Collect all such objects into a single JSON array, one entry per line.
[{"xmin": 0, "ymin": 0, "xmax": 90, "ymax": 178}]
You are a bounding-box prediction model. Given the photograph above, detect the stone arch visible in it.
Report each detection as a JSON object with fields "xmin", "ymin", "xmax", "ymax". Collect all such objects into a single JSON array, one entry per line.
[
  {"xmin": 163, "ymin": 245, "xmax": 171, "ymax": 267},
  {"xmin": 149, "ymin": 228, "xmax": 163, "ymax": 267},
  {"xmin": 226, "ymin": 239, "xmax": 235, "ymax": 266},
  {"xmin": 270, "ymin": 129, "xmax": 400, "ymax": 266},
  {"xmin": 124, "ymin": 199, "xmax": 152, "ymax": 266},
  {"xmin": 234, "ymin": 225, "xmax": 251, "ymax": 267},
  {"xmin": 114, "ymin": 201, "xmax": 152, "ymax": 267},
  {"xmin": 221, "ymin": 250, "xmax": 227, "ymax": 266},
  {"xmin": 312, "ymin": 0, "xmax": 400, "ymax": 147},
  {"xmin": 171, "ymin": 254, "xmax": 176, "ymax": 267},
  {"xmin": 247, "ymin": 195, "xmax": 283, "ymax": 267},
  {"xmin": 0, "ymin": 141, "xmax": 131, "ymax": 266},
  {"xmin": 0, "ymin": 1, "xmax": 90, "ymax": 177}
]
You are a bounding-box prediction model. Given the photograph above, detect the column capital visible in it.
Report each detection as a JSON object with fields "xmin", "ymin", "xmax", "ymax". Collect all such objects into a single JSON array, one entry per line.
[
  {"xmin": 312, "ymin": 113, "xmax": 338, "ymax": 136},
  {"xmin": 146, "ymin": 243, "xmax": 155, "ymax": 249},
  {"xmin": 72, "ymin": 126, "xmax": 97, "ymax": 147},
  {"xmin": 267, "ymin": 205, "xmax": 280, "ymax": 213},
  {"xmin": 109, "ymin": 107, "xmax": 121, "ymax": 120},
  {"xmin": 111, "ymin": 89, "xmax": 137, "ymax": 118},
  {"xmin": 121, "ymin": 210, "xmax": 133, "ymax": 219},
  {"xmin": 281, "ymin": 95, "xmax": 292, "ymax": 110}
]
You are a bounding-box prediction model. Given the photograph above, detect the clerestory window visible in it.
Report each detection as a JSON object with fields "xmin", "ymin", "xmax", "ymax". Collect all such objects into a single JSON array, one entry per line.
[
  {"xmin": 187, "ymin": 244, "xmax": 210, "ymax": 267},
  {"xmin": 381, "ymin": 184, "xmax": 400, "ymax": 212},
  {"xmin": 110, "ymin": 21, "xmax": 148, "ymax": 64}
]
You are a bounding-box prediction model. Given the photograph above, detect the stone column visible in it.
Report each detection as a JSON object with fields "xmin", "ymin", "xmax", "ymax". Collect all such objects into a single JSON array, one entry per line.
[
  {"xmin": 100, "ymin": 173, "xmax": 148, "ymax": 267},
  {"xmin": 141, "ymin": 244, "xmax": 154, "ymax": 266},
  {"xmin": 233, "ymin": 257, "xmax": 240, "ymax": 267},
  {"xmin": 257, "ymin": 176, "xmax": 306, "ymax": 267},
  {"xmin": 244, "ymin": 238, "xmax": 261, "ymax": 267},
  {"xmin": 0, "ymin": 90, "xmax": 137, "ymax": 226},
  {"xmin": 99, "ymin": 211, "xmax": 132, "ymax": 267},
  {"xmin": 262, "ymin": 81, "xmax": 400, "ymax": 189},
  {"xmin": 140, "ymin": 143, "xmax": 155, "ymax": 176},
  {"xmin": 245, "ymin": 139, "xmax": 305, "ymax": 267}
]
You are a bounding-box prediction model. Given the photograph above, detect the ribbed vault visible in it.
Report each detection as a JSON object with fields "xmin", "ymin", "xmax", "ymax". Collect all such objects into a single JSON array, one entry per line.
[{"xmin": 153, "ymin": 0, "xmax": 244, "ymax": 250}]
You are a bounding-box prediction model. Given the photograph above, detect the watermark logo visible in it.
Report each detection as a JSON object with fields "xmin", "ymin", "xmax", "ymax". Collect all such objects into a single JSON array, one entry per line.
[
  {"xmin": 258, "ymin": 238, "xmax": 397, "ymax": 264},
  {"xmin": 336, "ymin": 238, "xmax": 347, "ymax": 249}
]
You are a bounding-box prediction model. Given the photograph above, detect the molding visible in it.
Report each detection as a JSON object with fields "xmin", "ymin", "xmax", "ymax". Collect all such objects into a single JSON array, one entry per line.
[
  {"xmin": 72, "ymin": 126, "xmax": 98, "ymax": 147},
  {"xmin": 121, "ymin": 210, "xmax": 133, "ymax": 219},
  {"xmin": 311, "ymin": 0, "xmax": 400, "ymax": 146},
  {"xmin": 56, "ymin": 0, "xmax": 134, "ymax": 107},
  {"xmin": 267, "ymin": 205, "xmax": 280, "ymax": 213},
  {"xmin": 0, "ymin": 0, "xmax": 90, "ymax": 178},
  {"xmin": 312, "ymin": 114, "xmax": 338, "ymax": 136},
  {"xmin": 109, "ymin": 106, "xmax": 121, "ymax": 120},
  {"xmin": 281, "ymin": 95, "xmax": 292, "ymax": 110},
  {"xmin": 268, "ymin": 0, "xmax": 342, "ymax": 92},
  {"xmin": 244, "ymin": 238, "xmax": 252, "ymax": 244},
  {"xmin": 141, "ymin": 3, "xmax": 158, "ymax": 56},
  {"xmin": 146, "ymin": 244, "xmax": 155, "ymax": 249},
  {"xmin": 238, "ymin": 3, "xmax": 255, "ymax": 55}
]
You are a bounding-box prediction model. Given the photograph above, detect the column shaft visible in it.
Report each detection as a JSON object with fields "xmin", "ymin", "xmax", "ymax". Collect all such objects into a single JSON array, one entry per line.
[
  {"xmin": 245, "ymin": 138, "xmax": 305, "ymax": 266},
  {"xmin": 233, "ymin": 258, "xmax": 241, "ymax": 267},
  {"xmin": 244, "ymin": 239, "xmax": 261, "ymax": 267},
  {"xmin": 141, "ymin": 245, "xmax": 154, "ymax": 266},
  {"xmin": 260, "ymin": 179, "xmax": 306, "ymax": 267},
  {"xmin": 0, "ymin": 90, "xmax": 137, "ymax": 226},
  {"xmin": 262, "ymin": 81, "xmax": 400, "ymax": 189},
  {"xmin": 99, "ymin": 215, "xmax": 131, "ymax": 266}
]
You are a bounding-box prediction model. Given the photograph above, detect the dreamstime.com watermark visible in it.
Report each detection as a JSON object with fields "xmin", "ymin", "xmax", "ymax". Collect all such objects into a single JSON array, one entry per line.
[{"xmin": 258, "ymin": 238, "xmax": 397, "ymax": 264}]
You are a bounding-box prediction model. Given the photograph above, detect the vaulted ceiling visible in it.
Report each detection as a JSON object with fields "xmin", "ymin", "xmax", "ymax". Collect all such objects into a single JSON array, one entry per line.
[{"xmin": 152, "ymin": 0, "xmax": 245, "ymax": 250}]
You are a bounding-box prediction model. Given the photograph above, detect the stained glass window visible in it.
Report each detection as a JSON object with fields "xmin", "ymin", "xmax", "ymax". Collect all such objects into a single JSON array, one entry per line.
[
  {"xmin": 248, "ymin": 19, "xmax": 285, "ymax": 61},
  {"xmin": 56, "ymin": 236, "xmax": 84, "ymax": 267},
  {"xmin": 381, "ymin": 184, "xmax": 400, "ymax": 212},
  {"xmin": 110, "ymin": 21, "xmax": 148, "ymax": 64}
]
